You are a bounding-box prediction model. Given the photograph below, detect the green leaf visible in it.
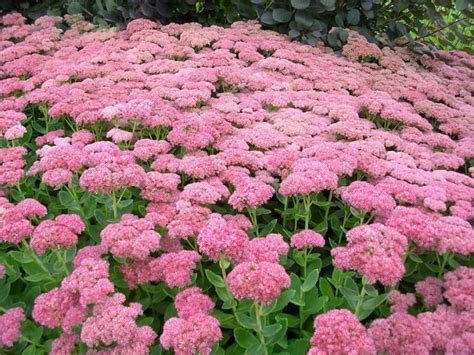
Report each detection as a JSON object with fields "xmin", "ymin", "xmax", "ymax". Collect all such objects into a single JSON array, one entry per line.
[
  {"xmin": 456, "ymin": 0, "xmax": 468, "ymax": 11},
  {"xmin": 10, "ymin": 251, "xmax": 32, "ymax": 263},
  {"xmin": 67, "ymin": 1, "xmax": 82, "ymax": 13},
  {"xmin": 340, "ymin": 278, "xmax": 359, "ymax": 310},
  {"xmin": 320, "ymin": 0, "xmax": 336, "ymax": 9},
  {"xmin": 291, "ymin": 0, "xmax": 311, "ymax": 10},
  {"xmin": 347, "ymin": 9, "xmax": 360, "ymax": 25},
  {"xmin": 0, "ymin": 283, "xmax": 10, "ymax": 303},
  {"xmin": 331, "ymin": 267, "xmax": 344, "ymax": 288},
  {"xmin": 273, "ymin": 9, "xmax": 292, "ymax": 23},
  {"xmin": 273, "ymin": 289, "xmax": 296, "ymax": 312},
  {"xmin": 58, "ymin": 191, "xmax": 76, "ymax": 208},
  {"xmin": 234, "ymin": 328, "xmax": 259, "ymax": 349},
  {"xmin": 408, "ymin": 253, "xmax": 423, "ymax": 263},
  {"xmin": 235, "ymin": 313, "xmax": 257, "ymax": 329},
  {"xmin": 319, "ymin": 278, "xmax": 334, "ymax": 298},
  {"xmin": 294, "ymin": 10, "xmax": 313, "ymax": 28},
  {"xmin": 205, "ymin": 270, "xmax": 225, "ymax": 288},
  {"xmin": 260, "ymin": 219, "xmax": 278, "ymax": 236},
  {"xmin": 286, "ymin": 339, "xmax": 309, "ymax": 355},
  {"xmin": 302, "ymin": 269, "xmax": 319, "ymax": 292},
  {"xmin": 263, "ymin": 323, "xmax": 282, "ymax": 337}
]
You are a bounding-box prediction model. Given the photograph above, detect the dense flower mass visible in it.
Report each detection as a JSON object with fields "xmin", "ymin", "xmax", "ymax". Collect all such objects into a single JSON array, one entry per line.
[
  {"xmin": 0, "ymin": 307, "xmax": 25, "ymax": 347},
  {"xmin": 331, "ymin": 224, "xmax": 408, "ymax": 285},
  {"xmin": 227, "ymin": 261, "xmax": 290, "ymax": 304},
  {"xmin": 0, "ymin": 11, "xmax": 473, "ymax": 354},
  {"xmin": 308, "ymin": 309, "xmax": 375, "ymax": 354}
]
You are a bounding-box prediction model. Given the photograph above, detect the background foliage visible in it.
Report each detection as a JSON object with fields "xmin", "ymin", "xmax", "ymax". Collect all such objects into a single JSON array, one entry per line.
[{"xmin": 1, "ymin": 0, "xmax": 473, "ymax": 53}]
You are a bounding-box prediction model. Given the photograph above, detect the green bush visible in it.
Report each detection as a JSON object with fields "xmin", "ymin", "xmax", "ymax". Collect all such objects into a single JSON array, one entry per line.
[{"xmin": 1, "ymin": 0, "xmax": 472, "ymax": 52}]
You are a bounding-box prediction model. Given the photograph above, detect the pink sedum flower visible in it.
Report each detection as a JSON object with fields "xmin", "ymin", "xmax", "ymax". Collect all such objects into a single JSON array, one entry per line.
[
  {"xmin": 331, "ymin": 223, "xmax": 408, "ymax": 285},
  {"xmin": 80, "ymin": 293, "xmax": 157, "ymax": 353},
  {"xmin": 443, "ymin": 266, "xmax": 474, "ymax": 311},
  {"xmin": 175, "ymin": 287, "xmax": 215, "ymax": 319},
  {"xmin": 0, "ymin": 307, "xmax": 25, "ymax": 347},
  {"xmin": 388, "ymin": 290, "xmax": 416, "ymax": 314},
  {"xmin": 227, "ymin": 261, "xmax": 290, "ymax": 305},
  {"xmin": 30, "ymin": 214, "xmax": 85, "ymax": 254},
  {"xmin": 308, "ymin": 309, "xmax": 375, "ymax": 355},
  {"xmin": 369, "ymin": 312, "xmax": 433, "ymax": 355},
  {"xmin": 242, "ymin": 233, "xmax": 289, "ymax": 263},
  {"xmin": 228, "ymin": 178, "xmax": 274, "ymax": 211},
  {"xmin": 100, "ymin": 214, "xmax": 160, "ymax": 260},
  {"xmin": 290, "ymin": 230, "xmax": 325, "ymax": 249},
  {"xmin": 151, "ymin": 250, "xmax": 201, "ymax": 288},
  {"xmin": 198, "ymin": 213, "xmax": 249, "ymax": 262},
  {"xmin": 160, "ymin": 313, "xmax": 222, "ymax": 355},
  {"xmin": 416, "ymin": 277, "xmax": 444, "ymax": 307}
]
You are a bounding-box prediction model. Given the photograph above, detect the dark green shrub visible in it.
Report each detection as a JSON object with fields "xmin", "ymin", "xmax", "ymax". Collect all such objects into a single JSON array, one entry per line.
[{"xmin": 1, "ymin": 0, "xmax": 472, "ymax": 53}]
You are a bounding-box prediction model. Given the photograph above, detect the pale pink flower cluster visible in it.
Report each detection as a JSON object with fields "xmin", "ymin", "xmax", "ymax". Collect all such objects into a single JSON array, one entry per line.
[
  {"xmin": 161, "ymin": 287, "xmax": 222, "ymax": 355},
  {"xmin": 30, "ymin": 214, "xmax": 85, "ymax": 254}
]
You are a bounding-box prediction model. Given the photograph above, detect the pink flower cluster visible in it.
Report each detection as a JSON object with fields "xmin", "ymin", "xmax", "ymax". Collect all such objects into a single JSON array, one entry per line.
[
  {"xmin": 0, "ymin": 307, "xmax": 25, "ymax": 347},
  {"xmin": 308, "ymin": 309, "xmax": 375, "ymax": 354},
  {"xmin": 30, "ymin": 214, "xmax": 85, "ymax": 254},
  {"xmin": 0, "ymin": 198, "xmax": 46, "ymax": 244},
  {"xmin": 331, "ymin": 223, "xmax": 408, "ymax": 285},
  {"xmin": 227, "ymin": 261, "xmax": 290, "ymax": 305},
  {"xmin": 161, "ymin": 287, "xmax": 222, "ymax": 355},
  {"xmin": 99, "ymin": 213, "xmax": 160, "ymax": 259}
]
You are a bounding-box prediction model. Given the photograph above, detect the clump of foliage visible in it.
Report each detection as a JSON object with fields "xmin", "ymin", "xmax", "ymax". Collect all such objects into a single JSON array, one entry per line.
[{"xmin": 1, "ymin": 0, "xmax": 472, "ymax": 52}]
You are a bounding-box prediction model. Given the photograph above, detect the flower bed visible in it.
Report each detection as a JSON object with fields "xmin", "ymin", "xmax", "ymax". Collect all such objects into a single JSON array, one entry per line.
[{"xmin": 0, "ymin": 12, "xmax": 473, "ymax": 355}]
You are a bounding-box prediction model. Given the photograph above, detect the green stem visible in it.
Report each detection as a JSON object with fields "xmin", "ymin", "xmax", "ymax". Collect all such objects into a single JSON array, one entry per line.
[
  {"xmin": 219, "ymin": 255, "xmax": 246, "ymax": 328},
  {"xmin": 324, "ymin": 190, "xmax": 333, "ymax": 221},
  {"xmin": 111, "ymin": 189, "xmax": 119, "ymax": 219},
  {"xmin": 303, "ymin": 195, "xmax": 312, "ymax": 229},
  {"xmin": 438, "ymin": 252, "xmax": 451, "ymax": 277},
  {"xmin": 53, "ymin": 248, "xmax": 69, "ymax": 275},
  {"xmin": 282, "ymin": 196, "xmax": 288, "ymax": 229},
  {"xmin": 255, "ymin": 303, "xmax": 268, "ymax": 354},
  {"xmin": 355, "ymin": 277, "xmax": 367, "ymax": 318},
  {"xmin": 247, "ymin": 208, "xmax": 259, "ymax": 237},
  {"xmin": 22, "ymin": 240, "xmax": 55, "ymax": 282}
]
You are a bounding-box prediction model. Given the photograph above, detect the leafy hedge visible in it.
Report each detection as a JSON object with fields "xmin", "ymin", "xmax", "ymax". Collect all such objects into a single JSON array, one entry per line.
[{"xmin": 2, "ymin": 0, "xmax": 473, "ymax": 52}]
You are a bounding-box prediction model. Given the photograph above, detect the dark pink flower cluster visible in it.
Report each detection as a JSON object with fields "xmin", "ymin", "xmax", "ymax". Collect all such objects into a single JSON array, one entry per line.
[{"xmin": 160, "ymin": 287, "xmax": 222, "ymax": 355}]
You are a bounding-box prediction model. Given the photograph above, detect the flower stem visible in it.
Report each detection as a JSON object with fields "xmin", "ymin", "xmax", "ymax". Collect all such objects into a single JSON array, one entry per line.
[
  {"xmin": 282, "ymin": 196, "xmax": 288, "ymax": 229},
  {"xmin": 324, "ymin": 190, "xmax": 333, "ymax": 221},
  {"xmin": 54, "ymin": 248, "xmax": 69, "ymax": 275},
  {"xmin": 255, "ymin": 303, "xmax": 268, "ymax": 354},
  {"xmin": 22, "ymin": 240, "xmax": 56, "ymax": 282},
  {"xmin": 355, "ymin": 277, "xmax": 367, "ymax": 319},
  {"xmin": 247, "ymin": 208, "xmax": 259, "ymax": 237}
]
